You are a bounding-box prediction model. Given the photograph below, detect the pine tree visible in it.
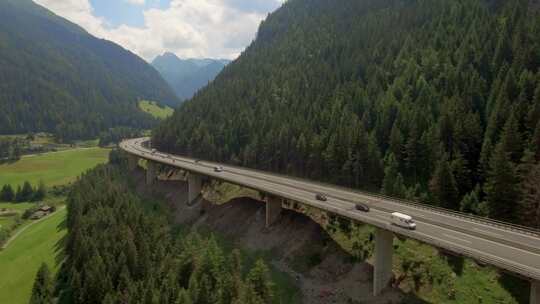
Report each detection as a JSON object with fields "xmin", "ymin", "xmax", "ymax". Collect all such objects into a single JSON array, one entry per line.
[
  {"xmin": 14, "ymin": 185, "xmax": 23, "ymax": 202},
  {"xmin": 429, "ymin": 156, "xmax": 459, "ymax": 210},
  {"xmin": 246, "ymin": 260, "xmax": 274, "ymax": 304},
  {"xmin": 29, "ymin": 263, "xmax": 53, "ymax": 304},
  {"xmin": 19, "ymin": 181, "xmax": 34, "ymax": 202},
  {"xmin": 516, "ymin": 151, "xmax": 540, "ymax": 228},
  {"xmin": 33, "ymin": 180, "xmax": 46, "ymax": 201},
  {"xmin": 0, "ymin": 184, "xmax": 15, "ymax": 202},
  {"xmin": 500, "ymin": 113, "xmax": 523, "ymax": 163},
  {"xmin": 460, "ymin": 186, "xmax": 482, "ymax": 215},
  {"xmin": 484, "ymin": 143, "xmax": 520, "ymax": 221},
  {"xmin": 381, "ymin": 153, "xmax": 406, "ymax": 198}
]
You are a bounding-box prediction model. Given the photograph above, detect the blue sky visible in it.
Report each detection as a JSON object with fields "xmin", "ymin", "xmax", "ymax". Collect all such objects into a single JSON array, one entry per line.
[
  {"xmin": 34, "ymin": 0, "xmax": 284, "ymax": 61},
  {"xmin": 90, "ymin": 0, "xmax": 170, "ymax": 28}
]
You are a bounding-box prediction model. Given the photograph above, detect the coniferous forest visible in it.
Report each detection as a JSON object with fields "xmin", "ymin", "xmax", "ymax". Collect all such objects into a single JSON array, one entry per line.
[
  {"xmin": 46, "ymin": 154, "xmax": 275, "ymax": 304},
  {"xmin": 153, "ymin": 0, "xmax": 540, "ymax": 227},
  {"xmin": 0, "ymin": 0, "xmax": 178, "ymax": 141}
]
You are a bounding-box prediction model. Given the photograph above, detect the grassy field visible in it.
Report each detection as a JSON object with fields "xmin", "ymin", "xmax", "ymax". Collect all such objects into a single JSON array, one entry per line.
[
  {"xmin": 0, "ymin": 147, "xmax": 110, "ymax": 187},
  {"xmin": 139, "ymin": 100, "xmax": 174, "ymax": 119},
  {"xmin": 0, "ymin": 207, "xmax": 67, "ymax": 304}
]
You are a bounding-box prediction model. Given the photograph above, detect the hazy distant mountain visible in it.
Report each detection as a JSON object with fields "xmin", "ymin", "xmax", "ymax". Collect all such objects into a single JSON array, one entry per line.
[
  {"xmin": 0, "ymin": 0, "xmax": 178, "ymax": 141},
  {"xmin": 152, "ymin": 53, "xmax": 230, "ymax": 102}
]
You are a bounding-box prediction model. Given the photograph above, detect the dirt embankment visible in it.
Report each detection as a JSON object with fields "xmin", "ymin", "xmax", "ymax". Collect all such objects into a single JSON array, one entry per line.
[{"xmin": 132, "ymin": 170, "xmax": 404, "ymax": 304}]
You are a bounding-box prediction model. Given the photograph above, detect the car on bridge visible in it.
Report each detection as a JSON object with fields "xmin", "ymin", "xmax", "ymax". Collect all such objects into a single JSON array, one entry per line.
[
  {"xmin": 391, "ymin": 212, "xmax": 416, "ymax": 230},
  {"xmin": 355, "ymin": 203, "xmax": 370, "ymax": 212},
  {"xmin": 315, "ymin": 193, "xmax": 327, "ymax": 201},
  {"xmin": 151, "ymin": 148, "xmax": 157, "ymax": 154},
  {"xmin": 214, "ymin": 166, "xmax": 224, "ymax": 172}
]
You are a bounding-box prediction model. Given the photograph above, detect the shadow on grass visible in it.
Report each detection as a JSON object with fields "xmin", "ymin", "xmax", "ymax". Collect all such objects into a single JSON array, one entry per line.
[
  {"xmin": 399, "ymin": 292, "xmax": 433, "ymax": 304},
  {"xmin": 498, "ymin": 273, "xmax": 530, "ymax": 304},
  {"xmin": 444, "ymin": 254, "xmax": 464, "ymax": 276},
  {"xmin": 54, "ymin": 216, "xmax": 67, "ymax": 266}
]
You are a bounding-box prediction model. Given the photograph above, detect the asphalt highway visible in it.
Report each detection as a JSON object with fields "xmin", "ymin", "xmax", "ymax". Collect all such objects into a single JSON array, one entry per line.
[{"xmin": 120, "ymin": 138, "xmax": 540, "ymax": 281}]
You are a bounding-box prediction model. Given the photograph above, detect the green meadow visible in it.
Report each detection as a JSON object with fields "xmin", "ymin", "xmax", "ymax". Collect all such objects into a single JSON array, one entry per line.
[
  {"xmin": 0, "ymin": 207, "xmax": 67, "ymax": 304},
  {"xmin": 0, "ymin": 147, "xmax": 110, "ymax": 187},
  {"xmin": 139, "ymin": 100, "xmax": 174, "ymax": 119},
  {"xmin": 0, "ymin": 147, "xmax": 110, "ymax": 303}
]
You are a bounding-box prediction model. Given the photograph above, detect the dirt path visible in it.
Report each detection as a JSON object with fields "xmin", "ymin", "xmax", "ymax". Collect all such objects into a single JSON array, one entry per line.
[{"xmin": 1, "ymin": 206, "xmax": 66, "ymax": 250}]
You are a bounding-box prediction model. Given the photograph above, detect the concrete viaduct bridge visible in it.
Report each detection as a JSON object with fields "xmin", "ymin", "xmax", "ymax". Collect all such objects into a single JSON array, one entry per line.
[{"xmin": 121, "ymin": 138, "xmax": 540, "ymax": 302}]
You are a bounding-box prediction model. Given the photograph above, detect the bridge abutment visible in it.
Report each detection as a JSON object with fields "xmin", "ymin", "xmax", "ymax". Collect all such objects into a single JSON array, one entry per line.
[
  {"xmin": 146, "ymin": 161, "xmax": 157, "ymax": 185},
  {"xmin": 532, "ymin": 280, "xmax": 539, "ymax": 304},
  {"xmin": 188, "ymin": 173, "xmax": 202, "ymax": 204},
  {"xmin": 265, "ymin": 195, "xmax": 282, "ymax": 228},
  {"xmin": 373, "ymin": 228, "xmax": 394, "ymax": 296}
]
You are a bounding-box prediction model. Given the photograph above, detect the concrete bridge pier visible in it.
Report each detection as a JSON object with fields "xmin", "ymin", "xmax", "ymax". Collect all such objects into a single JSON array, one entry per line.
[
  {"xmin": 127, "ymin": 154, "xmax": 139, "ymax": 170},
  {"xmin": 146, "ymin": 161, "xmax": 157, "ymax": 185},
  {"xmin": 265, "ymin": 195, "xmax": 282, "ymax": 228},
  {"xmin": 188, "ymin": 173, "xmax": 202, "ymax": 204},
  {"xmin": 373, "ymin": 228, "xmax": 394, "ymax": 296},
  {"xmin": 532, "ymin": 280, "xmax": 539, "ymax": 304}
]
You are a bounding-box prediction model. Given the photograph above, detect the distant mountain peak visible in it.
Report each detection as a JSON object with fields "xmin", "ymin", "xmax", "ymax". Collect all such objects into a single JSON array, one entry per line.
[{"xmin": 151, "ymin": 53, "xmax": 230, "ymax": 102}]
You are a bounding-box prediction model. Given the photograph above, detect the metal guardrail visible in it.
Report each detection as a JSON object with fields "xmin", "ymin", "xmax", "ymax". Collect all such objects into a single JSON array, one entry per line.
[
  {"xmin": 122, "ymin": 139, "xmax": 540, "ymax": 237},
  {"xmin": 121, "ymin": 139, "xmax": 540, "ymax": 280}
]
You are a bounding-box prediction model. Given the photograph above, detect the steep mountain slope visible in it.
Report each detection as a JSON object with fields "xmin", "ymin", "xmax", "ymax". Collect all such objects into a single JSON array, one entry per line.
[
  {"xmin": 0, "ymin": 0, "xmax": 178, "ymax": 140},
  {"xmin": 154, "ymin": 0, "xmax": 540, "ymax": 226},
  {"xmin": 152, "ymin": 53, "xmax": 229, "ymax": 102}
]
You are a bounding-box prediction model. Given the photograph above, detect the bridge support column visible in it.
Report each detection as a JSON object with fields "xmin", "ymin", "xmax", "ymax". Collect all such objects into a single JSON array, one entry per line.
[
  {"xmin": 146, "ymin": 161, "xmax": 157, "ymax": 185},
  {"xmin": 373, "ymin": 228, "xmax": 394, "ymax": 296},
  {"xmin": 265, "ymin": 196, "xmax": 282, "ymax": 228},
  {"xmin": 188, "ymin": 173, "xmax": 202, "ymax": 204},
  {"xmin": 127, "ymin": 154, "xmax": 138, "ymax": 170},
  {"xmin": 532, "ymin": 280, "xmax": 539, "ymax": 304}
]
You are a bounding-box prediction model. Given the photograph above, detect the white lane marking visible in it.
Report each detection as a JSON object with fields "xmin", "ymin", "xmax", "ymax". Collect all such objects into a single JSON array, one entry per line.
[
  {"xmin": 473, "ymin": 228, "xmax": 503, "ymax": 238},
  {"xmin": 443, "ymin": 233, "xmax": 472, "ymax": 244}
]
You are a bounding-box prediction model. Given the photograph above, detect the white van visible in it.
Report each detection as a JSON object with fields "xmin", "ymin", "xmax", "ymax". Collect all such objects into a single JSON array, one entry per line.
[{"xmin": 391, "ymin": 212, "xmax": 416, "ymax": 230}]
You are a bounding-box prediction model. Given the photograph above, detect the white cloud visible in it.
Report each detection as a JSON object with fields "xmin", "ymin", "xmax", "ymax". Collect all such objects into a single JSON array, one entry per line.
[
  {"xmin": 125, "ymin": 0, "xmax": 145, "ymax": 5},
  {"xmin": 33, "ymin": 0, "xmax": 282, "ymax": 61}
]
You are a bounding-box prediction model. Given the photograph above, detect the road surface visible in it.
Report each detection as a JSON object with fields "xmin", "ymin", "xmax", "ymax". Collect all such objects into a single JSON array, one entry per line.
[{"xmin": 120, "ymin": 138, "xmax": 540, "ymax": 281}]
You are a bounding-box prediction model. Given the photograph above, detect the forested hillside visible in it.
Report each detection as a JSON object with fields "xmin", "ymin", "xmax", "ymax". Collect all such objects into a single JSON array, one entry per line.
[
  {"xmin": 0, "ymin": 0, "xmax": 178, "ymax": 141},
  {"xmin": 154, "ymin": 0, "xmax": 540, "ymax": 227},
  {"xmin": 46, "ymin": 156, "xmax": 275, "ymax": 303},
  {"xmin": 152, "ymin": 53, "xmax": 230, "ymax": 102}
]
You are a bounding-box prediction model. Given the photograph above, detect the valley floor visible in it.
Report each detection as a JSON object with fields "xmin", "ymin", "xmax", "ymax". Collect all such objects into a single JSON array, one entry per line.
[{"xmin": 0, "ymin": 207, "xmax": 67, "ymax": 304}]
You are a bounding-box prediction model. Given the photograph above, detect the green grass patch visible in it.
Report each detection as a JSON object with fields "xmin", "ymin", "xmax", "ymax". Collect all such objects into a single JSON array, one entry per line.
[
  {"xmin": 0, "ymin": 202, "xmax": 33, "ymax": 231},
  {"xmin": 0, "ymin": 207, "xmax": 67, "ymax": 304},
  {"xmin": 0, "ymin": 147, "xmax": 110, "ymax": 187},
  {"xmin": 139, "ymin": 100, "xmax": 174, "ymax": 119}
]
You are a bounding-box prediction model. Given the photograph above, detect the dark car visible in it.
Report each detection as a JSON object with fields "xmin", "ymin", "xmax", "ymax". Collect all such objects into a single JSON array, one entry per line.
[
  {"xmin": 315, "ymin": 193, "xmax": 327, "ymax": 201},
  {"xmin": 355, "ymin": 203, "xmax": 370, "ymax": 212}
]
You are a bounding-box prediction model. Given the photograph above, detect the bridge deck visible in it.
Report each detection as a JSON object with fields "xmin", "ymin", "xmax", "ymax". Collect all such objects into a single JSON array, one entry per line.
[{"xmin": 121, "ymin": 138, "xmax": 540, "ymax": 281}]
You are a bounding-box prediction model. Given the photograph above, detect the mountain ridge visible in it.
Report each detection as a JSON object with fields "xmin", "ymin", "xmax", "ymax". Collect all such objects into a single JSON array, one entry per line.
[
  {"xmin": 152, "ymin": 52, "xmax": 230, "ymax": 102},
  {"xmin": 0, "ymin": 0, "xmax": 178, "ymax": 140}
]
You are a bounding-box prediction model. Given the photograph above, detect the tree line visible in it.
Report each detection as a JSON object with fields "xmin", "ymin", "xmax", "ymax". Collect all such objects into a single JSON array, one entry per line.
[
  {"xmin": 153, "ymin": 0, "xmax": 540, "ymax": 228},
  {"xmin": 32, "ymin": 155, "xmax": 276, "ymax": 304},
  {"xmin": 0, "ymin": 181, "xmax": 46, "ymax": 203}
]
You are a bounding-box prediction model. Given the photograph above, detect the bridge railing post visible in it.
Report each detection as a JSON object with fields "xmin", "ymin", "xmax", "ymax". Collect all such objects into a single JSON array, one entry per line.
[
  {"xmin": 532, "ymin": 280, "xmax": 539, "ymax": 304},
  {"xmin": 373, "ymin": 228, "xmax": 394, "ymax": 296}
]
